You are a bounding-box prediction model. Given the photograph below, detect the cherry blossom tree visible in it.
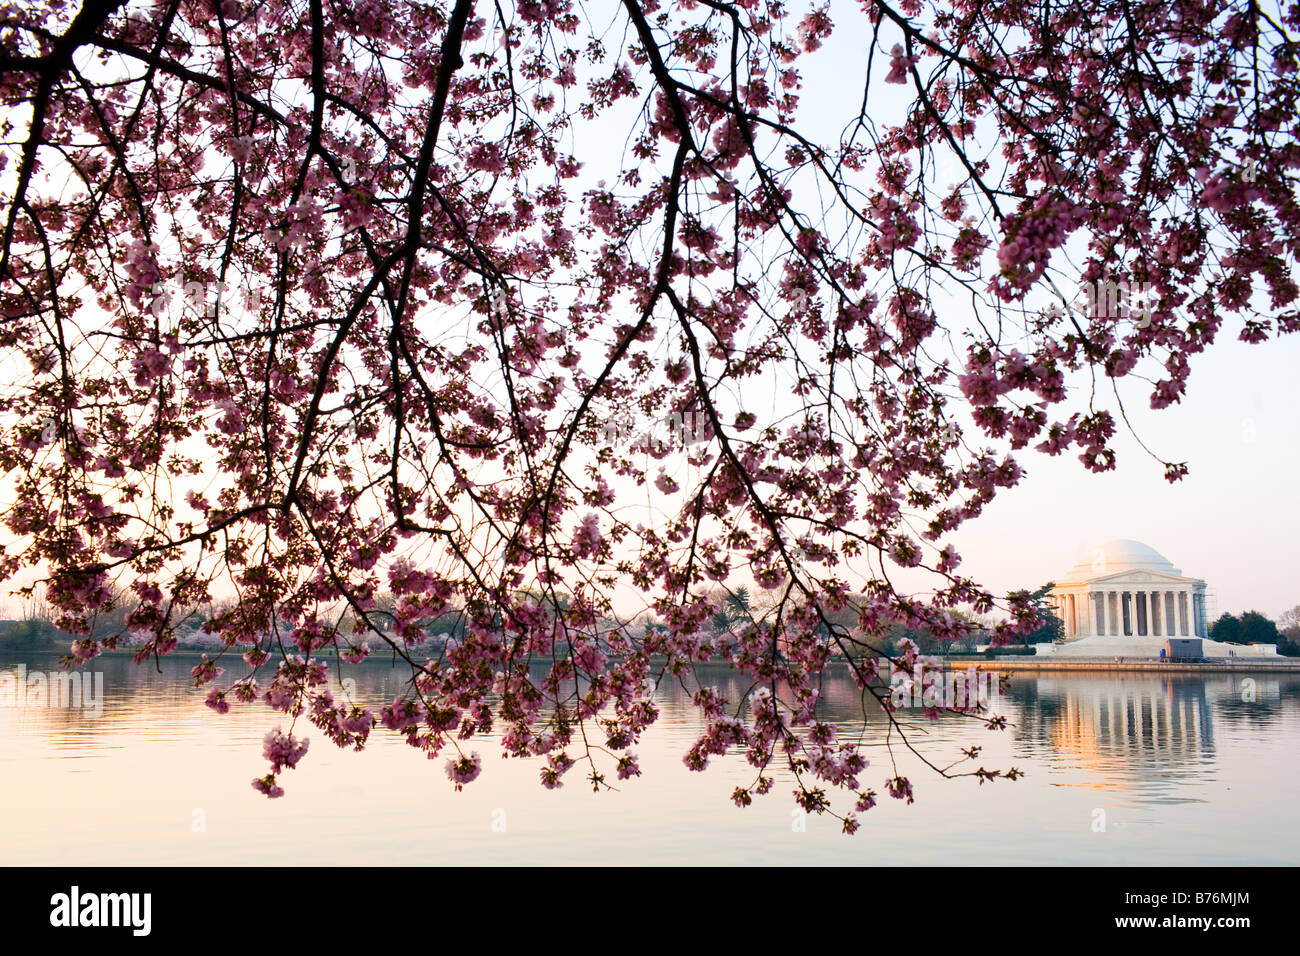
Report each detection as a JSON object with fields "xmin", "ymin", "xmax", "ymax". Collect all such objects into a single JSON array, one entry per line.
[{"xmin": 1, "ymin": 0, "xmax": 1296, "ymax": 828}]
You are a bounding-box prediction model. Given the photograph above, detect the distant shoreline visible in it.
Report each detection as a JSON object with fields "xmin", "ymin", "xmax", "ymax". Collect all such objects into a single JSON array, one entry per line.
[{"xmin": 3, "ymin": 645, "xmax": 1298, "ymax": 674}]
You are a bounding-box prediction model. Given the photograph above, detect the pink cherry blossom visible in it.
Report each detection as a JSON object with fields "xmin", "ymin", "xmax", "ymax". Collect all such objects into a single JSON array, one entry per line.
[{"xmin": 0, "ymin": 0, "xmax": 1289, "ymax": 824}]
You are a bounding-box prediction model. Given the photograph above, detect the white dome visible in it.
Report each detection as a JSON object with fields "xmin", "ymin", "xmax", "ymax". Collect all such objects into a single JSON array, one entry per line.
[{"xmin": 1064, "ymin": 539, "xmax": 1180, "ymax": 580}]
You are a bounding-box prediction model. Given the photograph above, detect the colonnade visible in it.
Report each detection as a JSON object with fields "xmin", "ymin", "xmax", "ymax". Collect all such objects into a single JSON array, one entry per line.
[{"xmin": 1051, "ymin": 588, "xmax": 1205, "ymax": 639}]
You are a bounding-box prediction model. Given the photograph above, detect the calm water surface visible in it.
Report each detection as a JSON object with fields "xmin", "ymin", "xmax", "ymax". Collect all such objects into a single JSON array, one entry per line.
[{"xmin": 1, "ymin": 654, "xmax": 1297, "ymax": 865}]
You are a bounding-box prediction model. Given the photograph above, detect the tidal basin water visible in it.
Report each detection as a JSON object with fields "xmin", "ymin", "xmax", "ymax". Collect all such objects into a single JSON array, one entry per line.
[{"xmin": 2, "ymin": 654, "xmax": 1297, "ymax": 865}]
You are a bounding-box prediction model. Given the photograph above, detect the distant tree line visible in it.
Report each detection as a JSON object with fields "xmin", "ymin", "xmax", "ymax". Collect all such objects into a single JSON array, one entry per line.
[
  {"xmin": 1209, "ymin": 608, "xmax": 1300, "ymax": 656},
  {"xmin": 0, "ymin": 617, "xmax": 62, "ymax": 650},
  {"xmin": 0, "ymin": 579, "xmax": 1078, "ymax": 659}
]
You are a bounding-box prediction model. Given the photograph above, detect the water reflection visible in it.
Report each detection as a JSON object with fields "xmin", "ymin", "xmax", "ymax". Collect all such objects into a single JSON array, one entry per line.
[{"xmin": 1, "ymin": 654, "xmax": 1297, "ymax": 865}]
